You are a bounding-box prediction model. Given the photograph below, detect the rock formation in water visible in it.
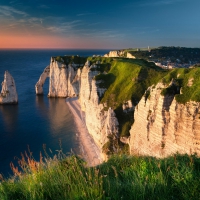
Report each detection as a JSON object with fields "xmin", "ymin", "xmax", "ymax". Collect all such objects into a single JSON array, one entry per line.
[
  {"xmin": 129, "ymin": 82, "xmax": 200, "ymax": 157},
  {"xmin": 0, "ymin": 71, "xmax": 18, "ymax": 104},
  {"xmin": 36, "ymin": 58, "xmax": 119, "ymax": 156},
  {"xmin": 35, "ymin": 66, "xmax": 50, "ymax": 95},
  {"xmin": 48, "ymin": 58, "xmax": 68, "ymax": 97},
  {"xmin": 36, "ymin": 57, "xmax": 81, "ymax": 97}
]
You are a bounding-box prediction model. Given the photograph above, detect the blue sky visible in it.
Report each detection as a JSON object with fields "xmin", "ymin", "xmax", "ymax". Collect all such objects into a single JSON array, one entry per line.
[{"xmin": 0, "ymin": 0, "xmax": 199, "ymax": 49}]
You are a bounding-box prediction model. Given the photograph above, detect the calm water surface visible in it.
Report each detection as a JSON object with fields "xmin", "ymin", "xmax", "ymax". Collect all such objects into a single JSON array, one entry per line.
[{"xmin": 0, "ymin": 49, "xmax": 108, "ymax": 176}]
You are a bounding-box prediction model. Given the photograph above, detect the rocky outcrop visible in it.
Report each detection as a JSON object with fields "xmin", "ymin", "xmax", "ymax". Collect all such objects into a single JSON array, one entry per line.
[
  {"xmin": 79, "ymin": 61, "xmax": 119, "ymax": 149},
  {"xmin": 104, "ymin": 50, "xmax": 136, "ymax": 59},
  {"xmin": 126, "ymin": 52, "xmax": 136, "ymax": 59},
  {"xmin": 104, "ymin": 50, "xmax": 125, "ymax": 57},
  {"xmin": 35, "ymin": 66, "xmax": 50, "ymax": 95},
  {"xmin": 122, "ymin": 100, "xmax": 134, "ymax": 113},
  {"xmin": 0, "ymin": 71, "xmax": 18, "ymax": 104},
  {"xmin": 36, "ymin": 58, "xmax": 119, "ymax": 154},
  {"xmin": 48, "ymin": 58, "xmax": 68, "ymax": 97},
  {"xmin": 36, "ymin": 57, "xmax": 81, "ymax": 97},
  {"xmin": 129, "ymin": 82, "xmax": 200, "ymax": 157}
]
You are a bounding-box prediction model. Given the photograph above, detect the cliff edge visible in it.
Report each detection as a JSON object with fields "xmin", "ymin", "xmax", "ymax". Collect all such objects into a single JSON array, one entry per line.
[{"xmin": 130, "ymin": 79, "xmax": 200, "ymax": 157}]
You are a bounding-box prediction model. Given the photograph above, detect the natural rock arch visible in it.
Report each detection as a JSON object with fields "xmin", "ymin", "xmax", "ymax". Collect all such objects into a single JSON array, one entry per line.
[{"xmin": 35, "ymin": 66, "xmax": 50, "ymax": 95}]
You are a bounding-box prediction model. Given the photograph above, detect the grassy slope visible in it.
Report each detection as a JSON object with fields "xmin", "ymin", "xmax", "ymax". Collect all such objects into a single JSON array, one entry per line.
[
  {"xmin": 89, "ymin": 57, "xmax": 167, "ymax": 138},
  {"xmin": 1, "ymin": 153, "xmax": 200, "ymax": 200},
  {"xmin": 89, "ymin": 57, "xmax": 200, "ymax": 138},
  {"xmin": 100, "ymin": 59, "xmax": 165, "ymax": 107}
]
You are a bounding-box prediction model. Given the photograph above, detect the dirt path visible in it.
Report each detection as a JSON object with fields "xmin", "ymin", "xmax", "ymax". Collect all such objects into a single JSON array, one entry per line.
[{"xmin": 66, "ymin": 97, "xmax": 103, "ymax": 166}]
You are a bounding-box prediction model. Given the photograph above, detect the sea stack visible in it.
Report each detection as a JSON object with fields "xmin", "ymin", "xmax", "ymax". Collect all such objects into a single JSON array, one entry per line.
[{"xmin": 0, "ymin": 71, "xmax": 18, "ymax": 104}]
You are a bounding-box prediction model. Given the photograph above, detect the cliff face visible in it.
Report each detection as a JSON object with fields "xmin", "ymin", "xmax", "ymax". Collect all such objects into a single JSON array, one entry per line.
[
  {"xmin": 36, "ymin": 58, "xmax": 80, "ymax": 97},
  {"xmin": 129, "ymin": 82, "xmax": 200, "ymax": 157},
  {"xmin": 79, "ymin": 61, "xmax": 119, "ymax": 149},
  {"xmin": 0, "ymin": 71, "xmax": 18, "ymax": 104},
  {"xmin": 36, "ymin": 59, "xmax": 119, "ymax": 152},
  {"xmin": 104, "ymin": 50, "xmax": 124, "ymax": 57},
  {"xmin": 126, "ymin": 52, "xmax": 136, "ymax": 59},
  {"xmin": 48, "ymin": 58, "xmax": 69, "ymax": 97},
  {"xmin": 104, "ymin": 50, "xmax": 135, "ymax": 59}
]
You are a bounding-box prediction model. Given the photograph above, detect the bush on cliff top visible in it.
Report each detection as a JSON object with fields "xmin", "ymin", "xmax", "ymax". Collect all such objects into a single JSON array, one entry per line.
[{"xmin": 1, "ymin": 151, "xmax": 200, "ymax": 200}]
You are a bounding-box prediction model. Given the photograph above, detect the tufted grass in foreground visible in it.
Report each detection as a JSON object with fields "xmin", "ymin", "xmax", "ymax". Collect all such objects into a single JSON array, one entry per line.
[{"xmin": 0, "ymin": 152, "xmax": 200, "ymax": 200}]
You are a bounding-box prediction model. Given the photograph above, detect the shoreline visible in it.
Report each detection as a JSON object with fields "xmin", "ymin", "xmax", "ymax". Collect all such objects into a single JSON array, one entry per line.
[{"xmin": 66, "ymin": 97, "xmax": 103, "ymax": 166}]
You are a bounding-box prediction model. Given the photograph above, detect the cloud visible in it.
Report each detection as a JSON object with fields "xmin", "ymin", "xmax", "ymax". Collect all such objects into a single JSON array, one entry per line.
[
  {"xmin": 28, "ymin": 17, "xmax": 43, "ymax": 24},
  {"xmin": 45, "ymin": 20, "xmax": 82, "ymax": 34},
  {"xmin": 9, "ymin": 0, "xmax": 21, "ymax": 5},
  {"xmin": 136, "ymin": 28, "xmax": 160, "ymax": 35},
  {"xmin": 0, "ymin": 6, "xmax": 27, "ymax": 17},
  {"xmin": 38, "ymin": 5, "xmax": 50, "ymax": 9},
  {"xmin": 139, "ymin": 0, "xmax": 186, "ymax": 7},
  {"xmin": 77, "ymin": 13, "xmax": 95, "ymax": 17},
  {"xmin": 79, "ymin": 28, "xmax": 125, "ymax": 39}
]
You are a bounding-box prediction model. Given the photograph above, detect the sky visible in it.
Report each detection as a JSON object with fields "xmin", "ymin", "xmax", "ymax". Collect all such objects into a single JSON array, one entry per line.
[{"xmin": 0, "ymin": 0, "xmax": 200, "ymax": 49}]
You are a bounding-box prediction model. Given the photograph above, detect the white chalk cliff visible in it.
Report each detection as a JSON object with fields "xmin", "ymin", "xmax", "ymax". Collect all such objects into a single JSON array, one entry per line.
[
  {"xmin": 126, "ymin": 52, "xmax": 136, "ymax": 59},
  {"xmin": 104, "ymin": 50, "xmax": 135, "ymax": 59},
  {"xmin": 0, "ymin": 71, "xmax": 18, "ymax": 104},
  {"xmin": 79, "ymin": 61, "xmax": 119, "ymax": 150},
  {"xmin": 129, "ymin": 82, "xmax": 200, "ymax": 157},
  {"xmin": 104, "ymin": 50, "xmax": 125, "ymax": 57},
  {"xmin": 36, "ymin": 59, "xmax": 119, "ymax": 155},
  {"xmin": 36, "ymin": 56, "xmax": 200, "ymax": 158},
  {"xmin": 36, "ymin": 57, "xmax": 81, "ymax": 97}
]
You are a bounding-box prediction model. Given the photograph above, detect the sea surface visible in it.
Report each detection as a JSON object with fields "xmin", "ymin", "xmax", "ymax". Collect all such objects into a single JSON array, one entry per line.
[{"xmin": 0, "ymin": 49, "xmax": 108, "ymax": 177}]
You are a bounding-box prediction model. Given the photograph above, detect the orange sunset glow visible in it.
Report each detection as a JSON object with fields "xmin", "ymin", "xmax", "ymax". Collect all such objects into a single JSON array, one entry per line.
[{"xmin": 0, "ymin": 35, "xmax": 110, "ymax": 49}]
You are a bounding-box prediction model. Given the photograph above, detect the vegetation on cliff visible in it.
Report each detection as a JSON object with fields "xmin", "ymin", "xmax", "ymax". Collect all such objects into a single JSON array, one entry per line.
[
  {"xmin": 49, "ymin": 55, "xmax": 200, "ymax": 153},
  {"xmin": 54, "ymin": 55, "xmax": 87, "ymax": 65},
  {"xmin": 0, "ymin": 152, "xmax": 200, "ymax": 200},
  {"xmin": 161, "ymin": 68, "xmax": 200, "ymax": 103},
  {"xmin": 88, "ymin": 57, "xmax": 200, "ymax": 139},
  {"xmin": 89, "ymin": 57, "xmax": 167, "ymax": 138}
]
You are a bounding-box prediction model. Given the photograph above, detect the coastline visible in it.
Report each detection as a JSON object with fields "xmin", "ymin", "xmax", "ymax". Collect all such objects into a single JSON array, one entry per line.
[{"xmin": 66, "ymin": 97, "xmax": 103, "ymax": 166}]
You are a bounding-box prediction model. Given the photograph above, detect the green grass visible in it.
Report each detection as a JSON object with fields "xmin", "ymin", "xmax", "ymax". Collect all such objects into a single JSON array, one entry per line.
[
  {"xmin": 54, "ymin": 55, "xmax": 87, "ymax": 65},
  {"xmin": 1, "ymin": 152, "xmax": 200, "ymax": 200},
  {"xmin": 87, "ymin": 57, "xmax": 200, "ymax": 137},
  {"xmin": 88, "ymin": 57, "xmax": 167, "ymax": 137},
  {"xmin": 161, "ymin": 68, "xmax": 200, "ymax": 103}
]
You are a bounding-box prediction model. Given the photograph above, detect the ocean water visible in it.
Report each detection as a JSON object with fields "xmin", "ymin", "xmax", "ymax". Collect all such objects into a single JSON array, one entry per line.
[{"xmin": 0, "ymin": 49, "xmax": 108, "ymax": 177}]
